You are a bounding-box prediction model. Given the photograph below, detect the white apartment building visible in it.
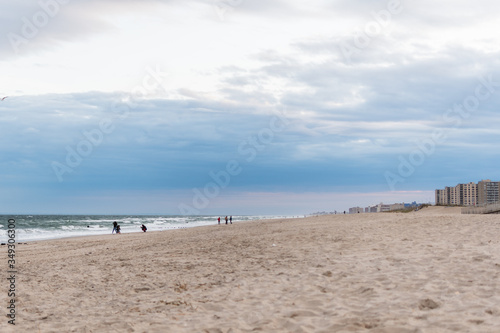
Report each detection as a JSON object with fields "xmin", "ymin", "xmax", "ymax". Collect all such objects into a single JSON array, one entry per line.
[{"xmin": 436, "ymin": 179, "xmax": 499, "ymax": 206}]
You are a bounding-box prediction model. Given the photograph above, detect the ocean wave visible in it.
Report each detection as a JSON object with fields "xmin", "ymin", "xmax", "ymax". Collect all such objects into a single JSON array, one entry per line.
[{"xmin": 0, "ymin": 215, "xmax": 299, "ymax": 242}]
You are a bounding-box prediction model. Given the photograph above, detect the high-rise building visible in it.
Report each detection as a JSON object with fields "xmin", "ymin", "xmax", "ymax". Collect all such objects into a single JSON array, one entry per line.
[
  {"xmin": 478, "ymin": 179, "xmax": 499, "ymax": 205},
  {"xmin": 450, "ymin": 183, "xmax": 464, "ymax": 205},
  {"xmin": 462, "ymin": 182, "xmax": 478, "ymax": 206},
  {"xmin": 435, "ymin": 187, "xmax": 451, "ymax": 205},
  {"xmin": 436, "ymin": 180, "xmax": 499, "ymax": 206}
]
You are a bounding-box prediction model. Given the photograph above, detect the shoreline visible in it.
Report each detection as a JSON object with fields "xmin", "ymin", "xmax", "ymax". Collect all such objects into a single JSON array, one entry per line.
[
  {"xmin": 1, "ymin": 214, "xmax": 299, "ymax": 243},
  {"xmin": 4, "ymin": 215, "xmax": 296, "ymax": 245}
]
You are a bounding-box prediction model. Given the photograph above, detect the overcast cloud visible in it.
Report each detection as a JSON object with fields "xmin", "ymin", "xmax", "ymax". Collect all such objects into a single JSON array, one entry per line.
[{"xmin": 1, "ymin": 0, "xmax": 499, "ymax": 214}]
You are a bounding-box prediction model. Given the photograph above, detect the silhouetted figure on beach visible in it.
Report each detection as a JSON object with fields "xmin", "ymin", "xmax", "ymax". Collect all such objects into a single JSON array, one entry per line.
[
  {"xmin": 225, "ymin": 216, "xmax": 228, "ymax": 224},
  {"xmin": 112, "ymin": 221, "xmax": 118, "ymax": 234},
  {"xmin": 230, "ymin": 216, "xmax": 232, "ymax": 224},
  {"xmin": 116, "ymin": 225, "xmax": 121, "ymax": 234},
  {"xmin": 218, "ymin": 217, "xmax": 221, "ymax": 224},
  {"xmin": 141, "ymin": 224, "xmax": 147, "ymax": 232}
]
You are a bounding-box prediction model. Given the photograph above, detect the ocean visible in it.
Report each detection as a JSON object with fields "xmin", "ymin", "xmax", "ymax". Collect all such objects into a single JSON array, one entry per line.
[{"xmin": 0, "ymin": 215, "xmax": 294, "ymax": 243}]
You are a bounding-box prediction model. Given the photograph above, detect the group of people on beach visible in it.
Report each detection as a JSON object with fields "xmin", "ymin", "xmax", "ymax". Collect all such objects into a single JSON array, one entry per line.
[
  {"xmin": 112, "ymin": 221, "xmax": 121, "ymax": 234},
  {"xmin": 218, "ymin": 216, "xmax": 232, "ymax": 225},
  {"xmin": 112, "ymin": 221, "xmax": 148, "ymax": 234}
]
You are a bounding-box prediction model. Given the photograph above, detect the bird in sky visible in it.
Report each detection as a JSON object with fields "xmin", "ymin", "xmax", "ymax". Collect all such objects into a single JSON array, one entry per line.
[{"xmin": 0, "ymin": 96, "xmax": 8, "ymax": 101}]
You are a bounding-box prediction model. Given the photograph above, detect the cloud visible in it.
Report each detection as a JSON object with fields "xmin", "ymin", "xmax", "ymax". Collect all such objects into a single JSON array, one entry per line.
[
  {"xmin": 3, "ymin": 1, "xmax": 500, "ymax": 213},
  {"xmin": 0, "ymin": 0, "xmax": 170, "ymax": 58},
  {"xmin": 2, "ymin": 76, "xmax": 499, "ymax": 196}
]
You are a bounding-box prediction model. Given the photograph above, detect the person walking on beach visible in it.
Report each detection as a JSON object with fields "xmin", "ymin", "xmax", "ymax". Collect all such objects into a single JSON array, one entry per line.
[
  {"xmin": 141, "ymin": 224, "xmax": 147, "ymax": 232},
  {"xmin": 218, "ymin": 217, "xmax": 221, "ymax": 224},
  {"xmin": 112, "ymin": 221, "xmax": 118, "ymax": 234},
  {"xmin": 230, "ymin": 216, "xmax": 232, "ymax": 224},
  {"xmin": 225, "ymin": 216, "xmax": 228, "ymax": 224}
]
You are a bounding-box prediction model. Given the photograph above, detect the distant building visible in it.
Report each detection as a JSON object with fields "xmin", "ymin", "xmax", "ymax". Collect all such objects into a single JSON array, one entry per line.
[
  {"xmin": 450, "ymin": 183, "xmax": 465, "ymax": 205},
  {"xmin": 389, "ymin": 203, "xmax": 405, "ymax": 211},
  {"xmin": 352, "ymin": 203, "xmax": 406, "ymax": 213},
  {"xmin": 348, "ymin": 201, "xmax": 423, "ymax": 214},
  {"xmin": 463, "ymin": 182, "xmax": 478, "ymax": 206},
  {"xmin": 436, "ymin": 179, "xmax": 499, "ymax": 206},
  {"xmin": 349, "ymin": 207, "xmax": 364, "ymax": 214},
  {"xmin": 478, "ymin": 179, "xmax": 499, "ymax": 205},
  {"xmin": 404, "ymin": 201, "xmax": 419, "ymax": 208},
  {"xmin": 436, "ymin": 187, "xmax": 451, "ymax": 205},
  {"xmin": 377, "ymin": 203, "xmax": 391, "ymax": 212}
]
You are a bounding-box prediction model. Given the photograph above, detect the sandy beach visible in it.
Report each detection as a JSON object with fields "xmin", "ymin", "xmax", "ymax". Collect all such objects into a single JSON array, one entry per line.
[{"xmin": 2, "ymin": 206, "xmax": 500, "ymax": 332}]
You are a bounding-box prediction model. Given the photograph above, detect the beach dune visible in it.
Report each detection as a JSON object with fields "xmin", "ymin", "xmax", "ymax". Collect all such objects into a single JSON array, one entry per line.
[{"xmin": 2, "ymin": 206, "xmax": 500, "ymax": 332}]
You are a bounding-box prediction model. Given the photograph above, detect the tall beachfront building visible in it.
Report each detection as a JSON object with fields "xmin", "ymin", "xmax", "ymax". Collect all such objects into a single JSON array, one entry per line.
[
  {"xmin": 436, "ymin": 187, "xmax": 451, "ymax": 205},
  {"xmin": 478, "ymin": 179, "xmax": 500, "ymax": 205},
  {"xmin": 462, "ymin": 182, "xmax": 478, "ymax": 206},
  {"xmin": 436, "ymin": 179, "xmax": 499, "ymax": 206}
]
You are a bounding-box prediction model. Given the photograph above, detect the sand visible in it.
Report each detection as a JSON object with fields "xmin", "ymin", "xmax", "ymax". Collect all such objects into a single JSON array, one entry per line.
[{"xmin": 2, "ymin": 206, "xmax": 500, "ymax": 332}]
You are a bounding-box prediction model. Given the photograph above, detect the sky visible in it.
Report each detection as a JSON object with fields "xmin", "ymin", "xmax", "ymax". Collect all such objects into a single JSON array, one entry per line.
[{"xmin": 1, "ymin": 0, "xmax": 500, "ymax": 215}]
